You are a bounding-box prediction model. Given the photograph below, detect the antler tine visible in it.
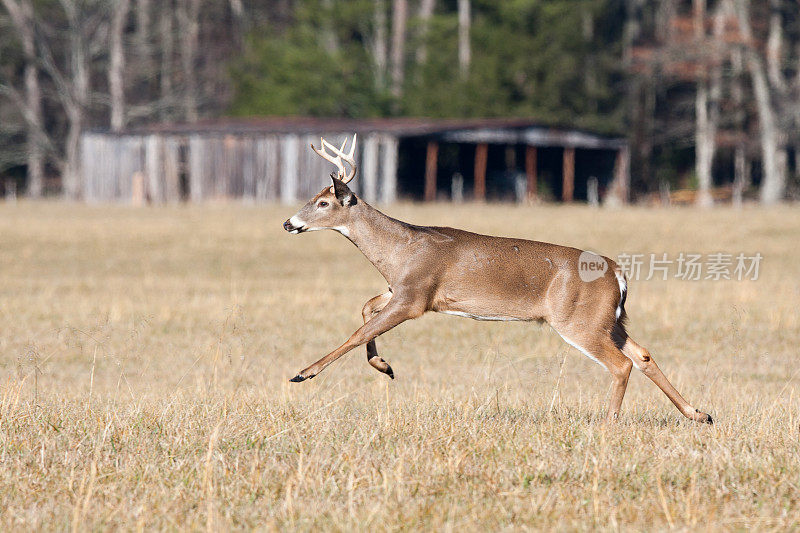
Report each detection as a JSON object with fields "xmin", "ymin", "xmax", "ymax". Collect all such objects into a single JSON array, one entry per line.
[
  {"xmin": 322, "ymin": 134, "xmax": 358, "ymax": 183},
  {"xmin": 311, "ymin": 137, "xmax": 347, "ymax": 180}
]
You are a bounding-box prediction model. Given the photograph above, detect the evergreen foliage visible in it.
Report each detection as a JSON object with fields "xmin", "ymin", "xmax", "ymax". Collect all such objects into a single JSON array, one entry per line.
[{"xmin": 230, "ymin": 0, "xmax": 627, "ymax": 134}]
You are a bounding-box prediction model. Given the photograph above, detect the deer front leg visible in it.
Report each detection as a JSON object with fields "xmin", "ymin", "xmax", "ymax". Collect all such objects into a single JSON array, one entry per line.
[
  {"xmin": 362, "ymin": 291, "xmax": 395, "ymax": 379},
  {"xmin": 289, "ymin": 294, "xmax": 424, "ymax": 382}
]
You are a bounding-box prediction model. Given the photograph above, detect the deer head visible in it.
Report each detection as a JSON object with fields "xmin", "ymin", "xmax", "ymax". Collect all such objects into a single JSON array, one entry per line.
[{"xmin": 283, "ymin": 134, "xmax": 359, "ymax": 235}]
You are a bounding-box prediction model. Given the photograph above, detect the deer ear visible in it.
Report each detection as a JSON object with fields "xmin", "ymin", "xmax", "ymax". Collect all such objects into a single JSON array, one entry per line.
[{"xmin": 331, "ymin": 176, "xmax": 357, "ymax": 206}]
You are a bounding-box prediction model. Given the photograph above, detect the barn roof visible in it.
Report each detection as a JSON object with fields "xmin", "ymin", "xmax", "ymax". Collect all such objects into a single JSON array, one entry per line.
[{"xmin": 115, "ymin": 117, "xmax": 626, "ymax": 150}]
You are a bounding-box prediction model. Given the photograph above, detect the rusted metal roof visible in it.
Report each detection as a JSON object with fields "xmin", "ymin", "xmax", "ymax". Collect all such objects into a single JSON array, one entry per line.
[{"xmin": 114, "ymin": 116, "xmax": 626, "ymax": 149}]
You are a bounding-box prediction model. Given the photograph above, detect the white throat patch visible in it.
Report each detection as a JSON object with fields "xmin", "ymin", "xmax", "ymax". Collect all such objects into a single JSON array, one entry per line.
[{"xmin": 332, "ymin": 226, "xmax": 350, "ymax": 238}]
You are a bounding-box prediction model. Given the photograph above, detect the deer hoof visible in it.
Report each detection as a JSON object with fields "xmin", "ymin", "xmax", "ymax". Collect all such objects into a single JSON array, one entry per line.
[
  {"xmin": 694, "ymin": 409, "xmax": 713, "ymax": 424},
  {"xmin": 289, "ymin": 374, "xmax": 306, "ymax": 383},
  {"xmin": 387, "ymin": 367, "xmax": 394, "ymax": 379}
]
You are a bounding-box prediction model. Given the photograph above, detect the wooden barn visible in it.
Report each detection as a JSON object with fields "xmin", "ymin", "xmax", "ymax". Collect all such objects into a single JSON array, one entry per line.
[{"xmin": 80, "ymin": 117, "xmax": 629, "ymax": 204}]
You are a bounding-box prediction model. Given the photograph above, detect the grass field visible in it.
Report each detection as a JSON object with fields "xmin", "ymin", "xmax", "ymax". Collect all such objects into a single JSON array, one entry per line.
[{"xmin": 1, "ymin": 201, "xmax": 799, "ymax": 531}]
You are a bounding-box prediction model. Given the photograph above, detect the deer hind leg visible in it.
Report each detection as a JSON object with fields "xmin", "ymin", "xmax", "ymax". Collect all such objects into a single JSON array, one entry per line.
[
  {"xmin": 362, "ymin": 291, "xmax": 394, "ymax": 379},
  {"xmin": 605, "ymin": 345, "xmax": 634, "ymax": 422},
  {"xmin": 620, "ymin": 337, "xmax": 713, "ymax": 424},
  {"xmin": 556, "ymin": 330, "xmax": 633, "ymax": 422}
]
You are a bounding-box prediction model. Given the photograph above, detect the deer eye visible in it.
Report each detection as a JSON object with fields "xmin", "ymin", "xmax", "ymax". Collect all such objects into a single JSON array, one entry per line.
[{"xmin": 317, "ymin": 201, "xmax": 329, "ymax": 208}]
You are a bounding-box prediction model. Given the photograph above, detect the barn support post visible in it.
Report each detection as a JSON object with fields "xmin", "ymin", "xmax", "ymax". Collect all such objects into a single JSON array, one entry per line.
[
  {"xmin": 188, "ymin": 135, "xmax": 204, "ymax": 202},
  {"xmin": 222, "ymin": 134, "xmax": 241, "ymax": 198},
  {"xmin": 300, "ymin": 134, "xmax": 319, "ymax": 199},
  {"xmin": 242, "ymin": 137, "xmax": 256, "ymax": 201},
  {"xmin": 380, "ymin": 135, "xmax": 398, "ymax": 203},
  {"xmin": 145, "ymin": 134, "xmax": 163, "ymax": 203},
  {"xmin": 80, "ymin": 134, "xmax": 95, "ymax": 202},
  {"xmin": 127, "ymin": 136, "xmax": 146, "ymax": 203},
  {"xmin": 116, "ymin": 137, "xmax": 132, "ymax": 201},
  {"xmin": 424, "ymin": 141, "xmax": 438, "ymax": 201},
  {"xmin": 254, "ymin": 137, "xmax": 268, "ymax": 201},
  {"xmin": 163, "ymin": 137, "xmax": 181, "ymax": 202},
  {"xmin": 525, "ymin": 145, "xmax": 538, "ymax": 202},
  {"xmin": 261, "ymin": 136, "xmax": 280, "ymax": 201},
  {"xmin": 605, "ymin": 145, "xmax": 630, "ymax": 206},
  {"xmin": 107, "ymin": 136, "xmax": 119, "ymax": 200},
  {"xmin": 562, "ymin": 147, "xmax": 575, "ymax": 202},
  {"xmin": 281, "ymin": 135, "xmax": 299, "ymax": 204},
  {"xmin": 474, "ymin": 143, "xmax": 488, "ymax": 201},
  {"xmin": 213, "ymin": 137, "xmax": 227, "ymax": 198},
  {"xmin": 131, "ymin": 171, "xmax": 145, "ymax": 205},
  {"xmin": 362, "ymin": 133, "xmax": 380, "ymax": 202}
]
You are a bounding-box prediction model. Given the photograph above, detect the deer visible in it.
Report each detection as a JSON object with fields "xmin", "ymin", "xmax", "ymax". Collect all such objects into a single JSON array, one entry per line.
[{"xmin": 282, "ymin": 134, "xmax": 713, "ymax": 424}]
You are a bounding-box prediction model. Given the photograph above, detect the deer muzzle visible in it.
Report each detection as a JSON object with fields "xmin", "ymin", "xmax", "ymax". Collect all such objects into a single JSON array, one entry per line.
[{"xmin": 283, "ymin": 217, "xmax": 306, "ymax": 234}]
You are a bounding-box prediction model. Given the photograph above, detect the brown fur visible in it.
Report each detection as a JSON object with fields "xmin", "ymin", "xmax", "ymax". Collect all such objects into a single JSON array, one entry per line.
[{"xmin": 284, "ymin": 178, "xmax": 712, "ymax": 424}]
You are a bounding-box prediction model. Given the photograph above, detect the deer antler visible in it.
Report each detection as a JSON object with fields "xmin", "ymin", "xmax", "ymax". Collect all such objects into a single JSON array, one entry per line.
[{"xmin": 311, "ymin": 134, "xmax": 358, "ymax": 184}]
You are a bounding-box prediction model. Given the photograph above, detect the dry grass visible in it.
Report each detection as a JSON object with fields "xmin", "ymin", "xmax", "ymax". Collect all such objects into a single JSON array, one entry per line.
[{"xmin": 1, "ymin": 201, "xmax": 799, "ymax": 531}]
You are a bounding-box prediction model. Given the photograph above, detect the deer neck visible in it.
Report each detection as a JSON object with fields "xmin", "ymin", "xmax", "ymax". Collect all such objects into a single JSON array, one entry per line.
[{"xmin": 339, "ymin": 202, "xmax": 419, "ymax": 282}]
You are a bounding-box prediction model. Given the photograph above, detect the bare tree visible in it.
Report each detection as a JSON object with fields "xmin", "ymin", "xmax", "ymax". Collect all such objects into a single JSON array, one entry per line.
[
  {"xmin": 1, "ymin": 0, "xmax": 44, "ymax": 196},
  {"xmin": 733, "ymin": 0, "xmax": 787, "ymax": 204},
  {"xmin": 229, "ymin": 0, "xmax": 244, "ymax": 46},
  {"xmin": 624, "ymin": 0, "xmax": 652, "ymax": 189},
  {"xmin": 371, "ymin": 0, "xmax": 388, "ymax": 89},
  {"xmin": 389, "ymin": 0, "xmax": 407, "ymax": 100},
  {"xmin": 320, "ymin": 0, "xmax": 339, "ymax": 55},
  {"xmin": 159, "ymin": 0, "xmax": 175, "ymax": 119},
  {"xmin": 134, "ymin": 0, "xmax": 153, "ymax": 81},
  {"xmin": 766, "ymin": 0, "xmax": 786, "ymax": 93},
  {"xmin": 582, "ymin": 4, "xmax": 596, "ymax": 109},
  {"xmin": 109, "ymin": 0, "xmax": 131, "ymax": 132},
  {"xmin": 177, "ymin": 0, "xmax": 200, "ymax": 122},
  {"xmin": 415, "ymin": 0, "xmax": 435, "ymax": 65},
  {"xmin": 693, "ymin": 0, "xmax": 724, "ymax": 207},
  {"xmin": 54, "ymin": 0, "xmax": 93, "ymax": 199},
  {"xmin": 2, "ymin": 0, "xmax": 263, "ymax": 198},
  {"xmin": 731, "ymin": 46, "xmax": 750, "ymax": 206},
  {"xmin": 457, "ymin": 0, "xmax": 470, "ymax": 77}
]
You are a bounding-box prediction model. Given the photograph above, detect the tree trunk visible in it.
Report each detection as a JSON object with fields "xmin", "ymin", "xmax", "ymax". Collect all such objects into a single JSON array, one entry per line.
[
  {"xmin": 178, "ymin": 0, "xmax": 200, "ymax": 122},
  {"xmin": 229, "ymin": 0, "xmax": 244, "ymax": 47},
  {"xmin": 693, "ymin": 0, "xmax": 709, "ymax": 206},
  {"xmin": 693, "ymin": 0, "xmax": 724, "ymax": 207},
  {"xmin": 733, "ymin": 143, "xmax": 750, "ymax": 206},
  {"xmin": 582, "ymin": 6, "xmax": 597, "ymax": 112},
  {"xmin": 60, "ymin": 0, "xmax": 90, "ymax": 199},
  {"xmin": 734, "ymin": 0, "xmax": 786, "ymax": 204},
  {"xmin": 624, "ymin": 0, "xmax": 649, "ymax": 194},
  {"xmin": 372, "ymin": 0, "xmax": 387, "ymax": 88},
  {"xmin": 766, "ymin": 0, "xmax": 786, "ymax": 93},
  {"xmin": 457, "ymin": 0, "xmax": 470, "ymax": 77},
  {"xmin": 159, "ymin": 0, "xmax": 175, "ymax": 119},
  {"xmin": 320, "ymin": 0, "xmax": 339, "ymax": 54},
  {"xmin": 415, "ymin": 0, "xmax": 435, "ymax": 64},
  {"xmin": 389, "ymin": 0, "xmax": 407, "ymax": 100},
  {"xmin": 24, "ymin": 59, "xmax": 44, "ymax": 196},
  {"xmin": 135, "ymin": 0, "xmax": 153, "ymax": 82},
  {"xmin": 655, "ymin": 0, "xmax": 676, "ymax": 42},
  {"xmin": 1, "ymin": 0, "xmax": 44, "ymax": 197},
  {"xmin": 694, "ymin": 83, "xmax": 714, "ymax": 206},
  {"xmin": 109, "ymin": 0, "xmax": 131, "ymax": 132},
  {"xmin": 731, "ymin": 45, "xmax": 749, "ymax": 206}
]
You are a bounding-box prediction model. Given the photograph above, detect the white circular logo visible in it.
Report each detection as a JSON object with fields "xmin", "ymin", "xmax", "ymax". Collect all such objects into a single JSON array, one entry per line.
[{"xmin": 578, "ymin": 251, "xmax": 608, "ymax": 282}]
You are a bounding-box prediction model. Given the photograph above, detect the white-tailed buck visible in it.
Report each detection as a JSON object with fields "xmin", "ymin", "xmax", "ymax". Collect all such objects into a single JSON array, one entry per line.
[{"xmin": 283, "ymin": 134, "xmax": 712, "ymax": 424}]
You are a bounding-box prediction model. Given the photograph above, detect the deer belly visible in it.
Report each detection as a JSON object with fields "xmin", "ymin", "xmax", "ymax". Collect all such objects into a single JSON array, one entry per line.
[
  {"xmin": 439, "ymin": 310, "xmax": 526, "ymax": 322},
  {"xmin": 434, "ymin": 293, "xmax": 542, "ymax": 322}
]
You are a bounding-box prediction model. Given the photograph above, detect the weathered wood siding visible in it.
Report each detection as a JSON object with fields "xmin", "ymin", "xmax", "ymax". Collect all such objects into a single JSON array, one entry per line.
[{"xmin": 80, "ymin": 131, "xmax": 399, "ymax": 204}]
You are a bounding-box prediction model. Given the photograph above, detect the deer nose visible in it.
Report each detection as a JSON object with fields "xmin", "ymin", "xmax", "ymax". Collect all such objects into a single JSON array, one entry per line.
[{"xmin": 283, "ymin": 220, "xmax": 294, "ymax": 232}]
